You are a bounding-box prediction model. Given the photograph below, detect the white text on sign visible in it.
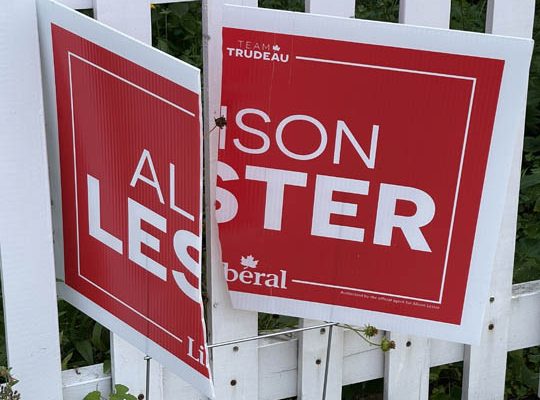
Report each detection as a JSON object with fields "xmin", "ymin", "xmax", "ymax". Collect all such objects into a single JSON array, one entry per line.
[
  {"xmin": 217, "ymin": 106, "xmax": 435, "ymax": 253},
  {"xmin": 87, "ymin": 149, "xmax": 202, "ymax": 303}
]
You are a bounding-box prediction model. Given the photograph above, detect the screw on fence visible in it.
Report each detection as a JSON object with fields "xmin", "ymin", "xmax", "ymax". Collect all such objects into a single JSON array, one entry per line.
[
  {"xmin": 322, "ymin": 323, "xmax": 334, "ymax": 400},
  {"xmin": 144, "ymin": 355, "xmax": 152, "ymax": 400}
]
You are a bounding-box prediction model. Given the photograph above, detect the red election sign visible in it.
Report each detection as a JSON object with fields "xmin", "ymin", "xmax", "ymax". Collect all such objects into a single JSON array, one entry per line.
[
  {"xmin": 217, "ymin": 6, "xmax": 533, "ymax": 343},
  {"xmin": 37, "ymin": 1, "xmax": 213, "ymax": 396}
]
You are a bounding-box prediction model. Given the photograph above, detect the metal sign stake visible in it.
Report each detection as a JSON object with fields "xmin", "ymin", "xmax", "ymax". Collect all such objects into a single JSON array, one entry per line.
[
  {"xmin": 144, "ymin": 355, "xmax": 151, "ymax": 400},
  {"xmin": 322, "ymin": 324, "xmax": 334, "ymax": 400}
]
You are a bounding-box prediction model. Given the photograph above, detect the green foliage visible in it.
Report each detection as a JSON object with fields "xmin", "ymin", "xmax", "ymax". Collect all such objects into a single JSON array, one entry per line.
[
  {"xmin": 429, "ymin": 362, "xmax": 463, "ymax": 400},
  {"xmin": 505, "ymin": 348, "xmax": 540, "ymax": 399},
  {"xmin": 258, "ymin": 313, "xmax": 298, "ymax": 332},
  {"xmin": 259, "ymin": 0, "xmax": 303, "ymax": 12},
  {"xmin": 58, "ymin": 300, "xmax": 110, "ymax": 370},
  {"xmin": 450, "ymin": 0, "xmax": 486, "ymax": 32},
  {"xmin": 342, "ymin": 379, "xmax": 384, "ymax": 400},
  {"xmin": 84, "ymin": 391, "xmax": 101, "ymax": 400},
  {"xmin": 151, "ymin": 2, "xmax": 203, "ymax": 68},
  {"xmin": 109, "ymin": 384, "xmax": 138, "ymax": 400},
  {"xmin": 342, "ymin": 324, "xmax": 396, "ymax": 353},
  {"xmin": 356, "ymin": 0, "xmax": 399, "ymax": 22},
  {"xmin": 0, "ymin": 368, "xmax": 20, "ymax": 400},
  {"xmin": 84, "ymin": 384, "xmax": 139, "ymax": 400},
  {"xmin": 515, "ymin": 3, "xmax": 540, "ymax": 285}
]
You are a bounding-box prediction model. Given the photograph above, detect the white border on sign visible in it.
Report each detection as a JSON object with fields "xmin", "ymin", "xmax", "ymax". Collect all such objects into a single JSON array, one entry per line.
[
  {"xmin": 36, "ymin": 0, "xmax": 213, "ymax": 397},
  {"xmin": 222, "ymin": 4, "xmax": 533, "ymax": 344},
  {"xmin": 290, "ymin": 56, "xmax": 476, "ymax": 304},
  {"xmin": 67, "ymin": 51, "xmax": 194, "ymax": 345}
]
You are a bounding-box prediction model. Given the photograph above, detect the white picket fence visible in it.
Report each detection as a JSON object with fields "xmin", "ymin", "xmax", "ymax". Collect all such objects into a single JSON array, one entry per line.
[{"xmin": 1, "ymin": 0, "xmax": 539, "ymax": 399}]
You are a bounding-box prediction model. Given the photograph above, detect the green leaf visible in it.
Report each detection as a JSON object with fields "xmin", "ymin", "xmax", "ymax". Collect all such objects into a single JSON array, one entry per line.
[
  {"xmin": 114, "ymin": 384, "xmax": 129, "ymax": 395},
  {"xmin": 169, "ymin": 2, "xmax": 189, "ymax": 18},
  {"xmin": 110, "ymin": 394, "xmax": 138, "ymax": 400},
  {"xmin": 61, "ymin": 352, "xmax": 73, "ymax": 370},
  {"xmin": 524, "ymin": 136, "xmax": 540, "ymax": 153},
  {"xmin": 449, "ymin": 385, "xmax": 462, "ymax": 399},
  {"xmin": 528, "ymin": 353, "xmax": 540, "ymax": 363},
  {"xmin": 534, "ymin": 197, "xmax": 540, "ymax": 213},
  {"xmin": 156, "ymin": 37, "xmax": 170, "ymax": 53},
  {"xmin": 92, "ymin": 323, "xmax": 105, "ymax": 352},
  {"xmin": 83, "ymin": 391, "xmax": 102, "ymax": 400},
  {"xmin": 75, "ymin": 340, "xmax": 94, "ymax": 365},
  {"xmin": 181, "ymin": 17, "xmax": 199, "ymax": 35},
  {"xmin": 521, "ymin": 173, "xmax": 540, "ymax": 189},
  {"xmin": 110, "ymin": 384, "xmax": 138, "ymax": 400}
]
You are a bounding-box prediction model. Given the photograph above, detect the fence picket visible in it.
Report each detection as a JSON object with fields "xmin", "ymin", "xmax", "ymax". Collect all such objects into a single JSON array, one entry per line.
[
  {"xmin": 384, "ymin": 335, "xmax": 430, "ymax": 400},
  {"xmin": 92, "ymin": 0, "xmax": 151, "ymax": 43},
  {"xmin": 298, "ymin": 3, "xmax": 356, "ymax": 399},
  {"xmin": 383, "ymin": 2, "xmax": 451, "ymax": 399},
  {"xmin": 399, "ymin": 0, "xmax": 451, "ymax": 28},
  {"xmin": 486, "ymin": 0, "xmax": 535, "ymax": 39},
  {"xmin": 305, "ymin": 0, "xmax": 355, "ymax": 18},
  {"xmin": 297, "ymin": 321, "xmax": 344, "ymax": 399},
  {"xmin": 462, "ymin": 2, "xmax": 535, "ymax": 398},
  {"xmin": 110, "ymin": 335, "xmax": 164, "ymax": 399},
  {"xmin": 203, "ymin": 1, "xmax": 260, "ymax": 399},
  {"xmin": 461, "ymin": 156, "xmax": 516, "ymax": 400},
  {"xmin": 62, "ymin": 364, "xmax": 111, "ymax": 398},
  {"xmin": 0, "ymin": 2, "xmax": 63, "ymax": 398}
]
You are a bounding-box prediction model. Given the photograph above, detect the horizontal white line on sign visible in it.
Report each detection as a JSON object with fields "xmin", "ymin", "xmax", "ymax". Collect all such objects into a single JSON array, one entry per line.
[
  {"xmin": 291, "ymin": 279, "xmax": 441, "ymax": 304},
  {"xmin": 296, "ymin": 55, "xmax": 476, "ymax": 81},
  {"xmin": 69, "ymin": 52, "xmax": 196, "ymax": 117}
]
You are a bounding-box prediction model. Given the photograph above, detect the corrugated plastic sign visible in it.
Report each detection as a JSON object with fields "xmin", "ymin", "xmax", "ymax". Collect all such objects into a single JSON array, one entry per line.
[
  {"xmin": 217, "ymin": 5, "xmax": 533, "ymax": 344},
  {"xmin": 37, "ymin": 1, "xmax": 213, "ymax": 396}
]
